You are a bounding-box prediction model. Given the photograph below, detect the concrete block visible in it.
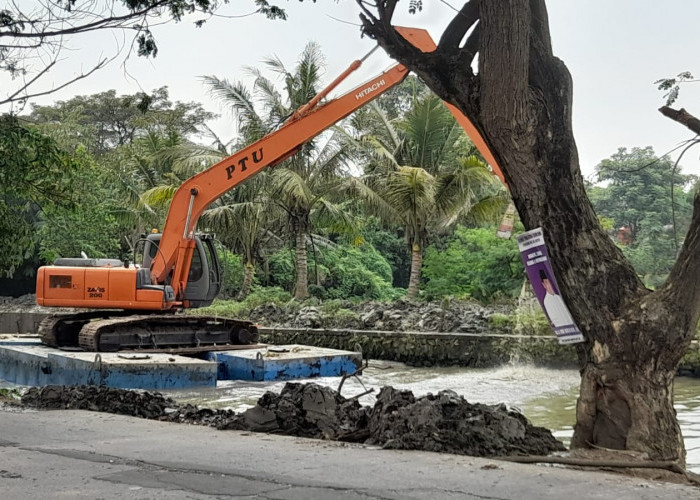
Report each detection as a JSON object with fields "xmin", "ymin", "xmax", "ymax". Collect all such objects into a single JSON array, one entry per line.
[
  {"xmin": 0, "ymin": 340, "xmax": 54, "ymax": 386},
  {"xmin": 207, "ymin": 344, "xmax": 362, "ymax": 381},
  {"xmin": 0, "ymin": 338, "xmax": 217, "ymax": 390},
  {"xmin": 0, "ymin": 312, "xmax": 49, "ymax": 334},
  {"xmin": 47, "ymin": 352, "xmax": 217, "ymax": 390}
]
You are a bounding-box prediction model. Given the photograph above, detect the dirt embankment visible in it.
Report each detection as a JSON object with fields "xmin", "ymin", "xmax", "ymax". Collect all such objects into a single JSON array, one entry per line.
[{"xmin": 20, "ymin": 383, "xmax": 564, "ymax": 458}]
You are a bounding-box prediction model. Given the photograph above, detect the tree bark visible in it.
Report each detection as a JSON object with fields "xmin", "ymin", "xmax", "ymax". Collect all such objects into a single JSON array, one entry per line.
[
  {"xmin": 659, "ymin": 106, "xmax": 700, "ymax": 136},
  {"xmin": 238, "ymin": 260, "xmax": 255, "ymax": 300},
  {"xmin": 357, "ymin": 0, "xmax": 700, "ymax": 466},
  {"xmin": 293, "ymin": 219, "xmax": 309, "ymax": 300},
  {"xmin": 406, "ymin": 242, "xmax": 422, "ymax": 298}
]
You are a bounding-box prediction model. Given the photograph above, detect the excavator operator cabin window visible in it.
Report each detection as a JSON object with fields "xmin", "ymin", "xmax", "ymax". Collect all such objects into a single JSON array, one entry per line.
[
  {"xmin": 49, "ymin": 275, "xmax": 72, "ymax": 288},
  {"xmin": 189, "ymin": 247, "xmax": 203, "ymax": 282}
]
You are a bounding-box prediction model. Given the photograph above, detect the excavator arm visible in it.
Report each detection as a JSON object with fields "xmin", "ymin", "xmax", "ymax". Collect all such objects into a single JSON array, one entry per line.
[{"xmin": 152, "ymin": 26, "xmax": 504, "ymax": 300}]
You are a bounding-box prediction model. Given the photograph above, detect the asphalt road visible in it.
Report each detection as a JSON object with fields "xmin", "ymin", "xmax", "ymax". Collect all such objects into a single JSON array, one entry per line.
[{"xmin": 0, "ymin": 406, "xmax": 698, "ymax": 499}]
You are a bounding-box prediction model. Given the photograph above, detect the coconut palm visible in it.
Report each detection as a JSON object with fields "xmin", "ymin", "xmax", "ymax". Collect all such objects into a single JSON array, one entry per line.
[
  {"xmin": 107, "ymin": 129, "xmax": 183, "ymax": 240},
  {"xmin": 352, "ymin": 90, "xmax": 508, "ymax": 298},
  {"xmin": 204, "ymin": 42, "xmax": 359, "ymax": 299},
  {"xmin": 143, "ymin": 42, "xmax": 355, "ymax": 300},
  {"xmin": 135, "ymin": 125, "xmax": 276, "ymax": 300}
]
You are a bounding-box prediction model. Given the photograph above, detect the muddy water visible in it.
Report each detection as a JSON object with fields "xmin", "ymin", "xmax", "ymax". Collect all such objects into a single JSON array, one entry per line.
[
  {"xmin": 523, "ymin": 375, "xmax": 700, "ymax": 473},
  {"xmin": 167, "ymin": 362, "xmax": 700, "ymax": 473}
]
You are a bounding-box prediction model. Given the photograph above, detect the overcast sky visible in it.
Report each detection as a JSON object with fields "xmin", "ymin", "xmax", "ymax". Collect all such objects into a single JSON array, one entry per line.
[{"xmin": 4, "ymin": 0, "xmax": 700, "ymax": 179}]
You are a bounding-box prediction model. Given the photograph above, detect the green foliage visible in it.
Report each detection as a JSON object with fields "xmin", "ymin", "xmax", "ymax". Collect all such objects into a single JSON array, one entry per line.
[
  {"xmin": 218, "ymin": 249, "xmax": 245, "ymax": 299},
  {"xmin": 318, "ymin": 299, "xmax": 352, "ymax": 314},
  {"xmin": 360, "ymin": 218, "xmax": 410, "ymax": 287},
  {"xmin": 597, "ymin": 216, "xmax": 615, "ymax": 231},
  {"xmin": 312, "ymin": 243, "xmax": 398, "ymax": 301},
  {"xmin": 0, "ymin": 387, "xmax": 21, "ymax": 401},
  {"xmin": 0, "ymin": 115, "xmax": 76, "ymax": 276},
  {"xmin": 266, "ymin": 249, "xmax": 296, "ymax": 291},
  {"xmin": 264, "ymin": 242, "xmax": 399, "ymax": 301},
  {"xmin": 206, "ymin": 42, "xmax": 360, "ymax": 299},
  {"xmin": 196, "ymin": 286, "xmax": 292, "ymax": 318},
  {"xmin": 37, "ymin": 147, "xmax": 122, "ymax": 262},
  {"xmin": 488, "ymin": 313, "xmax": 512, "ymax": 328},
  {"xmin": 655, "ymin": 71, "xmax": 696, "ymax": 106},
  {"xmin": 353, "ymin": 88, "xmax": 508, "ymax": 297},
  {"xmin": 512, "ymin": 310, "xmax": 552, "ymax": 337},
  {"xmin": 422, "ymin": 226, "xmax": 523, "ymax": 302},
  {"xmin": 588, "ymin": 147, "xmax": 694, "ymax": 287},
  {"xmin": 621, "ymin": 240, "xmax": 677, "ymax": 289},
  {"xmin": 30, "ymin": 87, "xmax": 213, "ymax": 157}
]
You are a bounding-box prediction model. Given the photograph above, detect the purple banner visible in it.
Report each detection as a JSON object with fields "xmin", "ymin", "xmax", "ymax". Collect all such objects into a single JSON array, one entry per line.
[{"xmin": 516, "ymin": 228, "xmax": 584, "ymax": 345}]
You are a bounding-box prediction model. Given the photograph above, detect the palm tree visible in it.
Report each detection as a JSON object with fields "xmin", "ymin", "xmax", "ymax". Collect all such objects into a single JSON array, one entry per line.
[
  {"xmin": 205, "ymin": 42, "xmax": 359, "ymax": 300},
  {"xmin": 136, "ymin": 127, "xmax": 276, "ymax": 300},
  {"xmin": 352, "ymin": 90, "xmax": 508, "ymax": 298},
  {"xmin": 106, "ymin": 129, "xmax": 183, "ymax": 242}
]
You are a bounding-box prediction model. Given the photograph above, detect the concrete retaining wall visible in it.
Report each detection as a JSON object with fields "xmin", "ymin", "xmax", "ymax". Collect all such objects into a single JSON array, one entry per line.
[
  {"xmin": 258, "ymin": 327, "xmax": 578, "ymax": 368},
  {"xmin": 0, "ymin": 312, "xmax": 47, "ymax": 334}
]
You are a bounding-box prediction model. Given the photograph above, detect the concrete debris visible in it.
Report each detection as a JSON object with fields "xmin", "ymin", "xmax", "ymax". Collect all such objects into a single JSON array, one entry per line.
[{"xmin": 21, "ymin": 383, "xmax": 564, "ymax": 457}]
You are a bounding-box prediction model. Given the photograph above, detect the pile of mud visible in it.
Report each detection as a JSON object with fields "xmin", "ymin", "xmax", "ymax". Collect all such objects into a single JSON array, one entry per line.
[
  {"xmin": 21, "ymin": 385, "xmax": 235, "ymax": 427},
  {"xmin": 22, "ymin": 383, "xmax": 564, "ymax": 457}
]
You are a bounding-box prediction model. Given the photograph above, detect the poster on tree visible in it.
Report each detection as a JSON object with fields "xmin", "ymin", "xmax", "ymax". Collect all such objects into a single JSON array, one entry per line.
[{"xmin": 516, "ymin": 227, "xmax": 584, "ymax": 345}]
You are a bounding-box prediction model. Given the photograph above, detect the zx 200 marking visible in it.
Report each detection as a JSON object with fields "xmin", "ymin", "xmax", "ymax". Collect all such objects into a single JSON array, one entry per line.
[{"xmin": 87, "ymin": 286, "xmax": 105, "ymax": 298}]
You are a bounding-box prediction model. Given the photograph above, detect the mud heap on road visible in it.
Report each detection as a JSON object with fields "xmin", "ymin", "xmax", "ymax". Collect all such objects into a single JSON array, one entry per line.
[{"xmin": 22, "ymin": 382, "xmax": 564, "ymax": 457}]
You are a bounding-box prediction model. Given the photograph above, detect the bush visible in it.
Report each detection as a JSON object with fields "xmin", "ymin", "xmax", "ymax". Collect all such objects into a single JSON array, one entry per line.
[
  {"xmin": 361, "ymin": 218, "xmax": 410, "ymax": 287},
  {"xmin": 195, "ymin": 286, "xmax": 292, "ymax": 318},
  {"xmin": 264, "ymin": 242, "xmax": 400, "ymax": 301},
  {"xmin": 265, "ymin": 249, "xmax": 295, "ymax": 291},
  {"xmin": 312, "ymin": 244, "xmax": 397, "ymax": 300},
  {"xmin": 422, "ymin": 226, "xmax": 523, "ymax": 303},
  {"xmin": 218, "ymin": 250, "xmax": 244, "ymax": 299}
]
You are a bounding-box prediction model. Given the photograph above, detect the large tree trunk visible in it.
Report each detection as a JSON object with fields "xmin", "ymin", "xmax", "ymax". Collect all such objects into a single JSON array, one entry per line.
[
  {"xmin": 406, "ymin": 242, "xmax": 422, "ymax": 298},
  {"xmin": 358, "ymin": 0, "xmax": 700, "ymax": 466}
]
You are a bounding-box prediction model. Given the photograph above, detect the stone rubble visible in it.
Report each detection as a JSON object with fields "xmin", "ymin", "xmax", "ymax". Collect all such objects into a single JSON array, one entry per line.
[{"xmin": 250, "ymin": 297, "xmax": 509, "ymax": 334}]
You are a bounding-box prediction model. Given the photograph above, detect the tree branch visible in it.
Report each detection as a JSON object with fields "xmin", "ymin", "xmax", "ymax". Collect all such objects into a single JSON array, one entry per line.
[
  {"xmin": 529, "ymin": 0, "xmax": 553, "ymax": 57},
  {"xmin": 0, "ymin": 58, "xmax": 108, "ymax": 106},
  {"xmin": 457, "ymin": 24, "xmax": 479, "ymax": 71},
  {"xmin": 357, "ymin": 2, "xmax": 429, "ymax": 71},
  {"xmin": 355, "ymin": 0, "xmax": 479, "ymax": 119},
  {"xmin": 2, "ymin": 60, "xmax": 57, "ymax": 103},
  {"xmin": 659, "ymin": 106, "xmax": 700, "ymax": 136},
  {"xmin": 0, "ymin": 1, "xmax": 171, "ymax": 39},
  {"xmin": 438, "ymin": 0, "xmax": 480, "ymax": 53},
  {"xmin": 659, "ymin": 106, "xmax": 700, "ymax": 327}
]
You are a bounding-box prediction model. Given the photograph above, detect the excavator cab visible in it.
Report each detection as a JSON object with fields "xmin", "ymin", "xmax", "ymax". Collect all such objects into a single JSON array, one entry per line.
[{"xmin": 140, "ymin": 232, "xmax": 222, "ymax": 308}]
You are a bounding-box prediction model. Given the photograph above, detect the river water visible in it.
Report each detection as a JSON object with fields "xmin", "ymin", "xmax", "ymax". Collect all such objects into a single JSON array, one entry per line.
[{"xmin": 168, "ymin": 361, "xmax": 700, "ymax": 473}]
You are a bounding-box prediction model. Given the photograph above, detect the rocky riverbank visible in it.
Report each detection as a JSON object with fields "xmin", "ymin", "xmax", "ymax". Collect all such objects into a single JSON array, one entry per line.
[{"xmin": 18, "ymin": 383, "xmax": 565, "ymax": 458}]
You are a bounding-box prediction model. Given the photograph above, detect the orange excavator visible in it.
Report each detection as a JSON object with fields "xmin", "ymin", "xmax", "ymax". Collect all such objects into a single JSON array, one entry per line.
[{"xmin": 35, "ymin": 27, "xmax": 504, "ymax": 352}]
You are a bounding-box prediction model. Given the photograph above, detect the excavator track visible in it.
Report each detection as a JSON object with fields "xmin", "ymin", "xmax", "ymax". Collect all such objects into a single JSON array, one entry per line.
[
  {"xmin": 38, "ymin": 311, "xmax": 133, "ymax": 348},
  {"xmin": 79, "ymin": 315, "xmax": 258, "ymax": 352},
  {"xmin": 39, "ymin": 312, "xmax": 258, "ymax": 353}
]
